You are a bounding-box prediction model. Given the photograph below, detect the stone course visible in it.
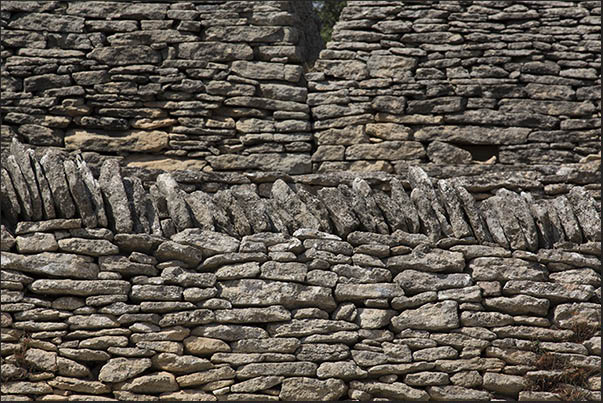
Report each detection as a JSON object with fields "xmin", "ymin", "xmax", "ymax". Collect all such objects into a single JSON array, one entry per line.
[{"xmin": 0, "ymin": 141, "xmax": 601, "ymax": 401}]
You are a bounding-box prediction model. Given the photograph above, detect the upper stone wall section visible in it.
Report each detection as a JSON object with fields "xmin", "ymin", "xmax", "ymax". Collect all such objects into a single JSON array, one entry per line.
[
  {"xmin": 1, "ymin": 0, "xmax": 322, "ymax": 174},
  {"xmin": 308, "ymin": 0, "xmax": 601, "ymax": 175}
]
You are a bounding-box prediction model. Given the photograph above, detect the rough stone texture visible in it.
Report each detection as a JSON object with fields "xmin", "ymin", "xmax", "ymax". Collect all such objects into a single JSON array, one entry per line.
[
  {"xmin": 2, "ymin": 1, "xmax": 321, "ymax": 174},
  {"xmin": 0, "ymin": 3, "xmax": 601, "ymax": 401}
]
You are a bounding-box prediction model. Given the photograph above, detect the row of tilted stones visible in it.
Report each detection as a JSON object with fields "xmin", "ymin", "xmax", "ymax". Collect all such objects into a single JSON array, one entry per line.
[
  {"xmin": 2, "ymin": 140, "xmax": 600, "ymax": 252},
  {"xmin": 1, "ymin": 214, "xmax": 601, "ymax": 400},
  {"xmin": 1, "ymin": 0, "xmax": 317, "ymax": 173},
  {"xmin": 307, "ymin": 0, "xmax": 601, "ymax": 172}
]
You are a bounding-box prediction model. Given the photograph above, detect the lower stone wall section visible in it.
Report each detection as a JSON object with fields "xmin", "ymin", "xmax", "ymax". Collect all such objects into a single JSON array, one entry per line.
[
  {"xmin": 1, "ymin": 219, "xmax": 601, "ymax": 400},
  {"xmin": 1, "ymin": 141, "xmax": 601, "ymax": 401}
]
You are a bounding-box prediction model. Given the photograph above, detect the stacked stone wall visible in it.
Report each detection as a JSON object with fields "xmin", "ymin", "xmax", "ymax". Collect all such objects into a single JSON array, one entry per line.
[
  {"xmin": 1, "ymin": 0, "xmax": 321, "ymax": 174},
  {"xmin": 1, "ymin": 141, "xmax": 601, "ymax": 401},
  {"xmin": 308, "ymin": 0, "xmax": 601, "ymax": 183}
]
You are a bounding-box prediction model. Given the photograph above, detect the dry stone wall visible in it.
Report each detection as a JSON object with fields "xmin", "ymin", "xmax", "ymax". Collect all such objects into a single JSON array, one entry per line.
[
  {"xmin": 1, "ymin": 0, "xmax": 321, "ymax": 174},
  {"xmin": 1, "ymin": 141, "xmax": 601, "ymax": 401},
  {"xmin": 308, "ymin": 0, "xmax": 601, "ymax": 184}
]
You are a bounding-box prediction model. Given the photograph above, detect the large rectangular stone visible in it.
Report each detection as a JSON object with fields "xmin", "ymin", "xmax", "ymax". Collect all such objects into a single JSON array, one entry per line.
[
  {"xmin": 2, "ymin": 252, "xmax": 98, "ymax": 279},
  {"xmin": 29, "ymin": 280, "xmax": 130, "ymax": 296},
  {"xmin": 334, "ymin": 283, "xmax": 405, "ymax": 301},
  {"xmin": 345, "ymin": 141, "xmax": 425, "ymax": 160},
  {"xmin": 219, "ymin": 279, "xmax": 336, "ymax": 310}
]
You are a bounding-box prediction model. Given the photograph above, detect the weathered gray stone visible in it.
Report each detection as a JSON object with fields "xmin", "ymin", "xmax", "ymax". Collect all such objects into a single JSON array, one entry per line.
[
  {"xmin": 317, "ymin": 186, "xmax": 360, "ymax": 237},
  {"xmin": 63, "ymin": 159, "xmax": 98, "ymax": 228},
  {"xmin": 231, "ymin": 60, "xmax": 303, "ymax": 82},
  {"xmin": 39, "ymin": 151, "xmax": 77, "ymax": 219},
  {"xmin": 280, "ymin": 377, "xmax": 347, "ymax": 401},
  {"xmin": 156, "ymin": 173, "xmax": 193, "ymax": 232},
  {"xmin": 497, "ymin": 188, "xmax": 539, "ymax": 251},
  {"xmin": 237, "ymin": 362, "xmax": 316, "ymax": 379},
  {"xmin": 552, "ymin": 196, "xmax": 583, "ymax": 244},
  {"xmin": 483, "ymin": 372, "xmax": 527, "ymax": 396},
  {"xmin": 215, "ymin": 306, "xmax": 291, "ymax": 324},
  {"xmin": 98, "ymin": 159, "xmax": 133, "ymax": 233},
  {"xmin": 232, "ymin": 185, "xmax": 272, "ymax": 234},
  {"xmin": 567, "ymin": 186, "xmax": 601, "ymax": 241},
  {"xmin": 392, "ymin": 301, "xmax": 460, "ymax": 331},
  {"xmin": 390, "ymin": 178, "xmax": 421, "ymax": 233},
  {"xmin": 184, "ymin": 192, "xmax": 215, "ymax": 232},
  {"xmin": 99, "ymin": 255, "xmax": 157, "ymax": 276},
  {"xmin": 553, "ymin": 302, "xmax": 600, "ymax": 329},
  {"xmin": 267, "ymin": 319, "xmax": 357, "ymax": 338},
  {"xmin": 31, "ymin": 156, "xmax": 56, "ymax": 220},
  {"xmin": 213, "ymin": 189, "xmax": 252, "ymax": 237},
  {"xmin": 171, "ymin": 229, "xmax": 239, "ymax": 257},
  {"xmin": 405, "ymin": 371, "xmax": 450, "ymax": 387},
  {"xmin": 350, "ymin": 380, "xmax": 429, "ymax": 401},
  {"xmin": 483, "ymin": 295, "xmax": 549, "ymax": 316},
  {"xmin": 427, "ymin": 385, "xmax": 491, "ymax": 401},
  {"xmin": 461, "ymin": 311, "xmax": 513, "ymax": 327},
  {"xmin": 271, "ymin": 180, "xmax": 321, "ymax": 230},
  {"xmin": 155, "ymin": 241, "xmax": 203, "ymax": 268},
  {"xmin": 15, "ymin": 232, "xmax": 57, "ymax": 253},
  {"xmin": 373, "ymin": 189, "xmax": 409, "ymax": 232},
  {"xmin": 410, "ymin": 188, "xmax": 442, "ymax": 240},
  {"xmin": 75, "ymin": 155, "xmax": 108, "ymax": 228},
  {"xmin": 130, "ymin": 285, "xmax": 182, "ymax": 301},
  {"xmin": 549, "ymin": 268, "xmax": 600, "ymax": 287},
  {"xmin": 119, "ymin": 371, "xmax": 178, "ymax": 393},
  {"xmin": 10, "ymin": 140, "xmax": 43, "ymax": 221},
  {"xmin": 469, "ymin": 257, "xmax": 548, "ymax": 281},
  {"xmin": 296, "ymin": 188, "xmax": 333, "ymax": 233},
  {"xmin": 152, "ymin": 353, "xmax": 212, "ymax": 374},
  {"xmin": 192, "ymin": 324, "xmax": 268, "ymax": 342},
  {"xmin": 335, "ymin": 283, "xmax": 404, "ymax": 301},
  {"xmin": 2, "ymin": 251, "xmax": 98, "ymax": 279},
  {"xmin": 503, "ymin": 280, "xmax": 595, "ymax": 302},
  {"xmin": 395, "ymin": 270, "xmax": 472, "ymax": 294},
  {"xmin": 4, "ymin": 155, "xmax": 34, "ymax": 221},
  {"xmin": 220, "ymin": 279, "xmax": 336, "ymax": 310},
  {"xmin": 58, "ymin": 238, "xmax": 118, "ymax": 256},
  {"xmin": 387, "ymin": 246, "xmax": 465, "ymax": 273}
]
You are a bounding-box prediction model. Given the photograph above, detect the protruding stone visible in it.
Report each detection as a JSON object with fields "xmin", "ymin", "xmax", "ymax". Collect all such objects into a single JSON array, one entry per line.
[
  {"xmin": 2, "ymin": 251, "xmax": 98, "ymax": 279},
  {"xmin": 98, "ymin": 159, "xmax": 133, "ymax": 232},
  {"xmin": 392, "ymin": 301, "xmax": 460, "ymax": 331},
  {"xmin": 155, "ymin": 173, "xmax": 193, "ymax": 232},
  {"xmin": 437, "ymin": 179, "xmax": 473, "ymax": 239},
  {"xmin": 408, "ymin": 166, "xmax": 453, "ymax": 237},
  {"xmin": 497, "ymin": 189, "xmax": 539, "ymax": 251},
  {"xmin": 64, "ymin": 159, "xmax": 97, "ymax": 228},
  {"xmin": 411, "ymin": 188, "xmax": 441, "ymax": 240},
  {"xmin": 5, "ymin": 154, "xmax": 34, "ymax": 220},
  {"xmin": 454, "ymin": 182, "xmax": 491, "ymax": 244},
  {"xmin": 390, "ymin": 178, "xmax": 420, "ymax": 233},
  {"xmin": 552, "ymin": 196, "xmax": 583, "ymax": 244},
  {"xmin": 271, "ymin": 180, "xmax": 321, "ymax": 230},
  {"xmin": 567, "ymin": 186, "xmax": 601, "ymax": 241},
  {"xmin": 75, "ymin": 155, "xmax": 108, "ymax": 227},
  {"xmin": 39, "ymin": 150, "xmax": 77, "ymax": 219},
  {"xmin": 31, "ymin": 156, "xmax": 56, "ymax": 220},
  {"xmin": 213, "ymin": 189, "xmax": 252, "ymax": 237},
  {"xmin": 10, "ymin": 139, "xmax": 43, "ymax": 220},
  {"xmin": 171, "ymin": 231, "xmax": 237, "ymax": 262},
  {"xmin": 317, "ymin": 187, "xmax": 359, "ymax": 238},
  {"xmin": 279, "ymin": 377, "xmax": 347, "ymax": 401}
]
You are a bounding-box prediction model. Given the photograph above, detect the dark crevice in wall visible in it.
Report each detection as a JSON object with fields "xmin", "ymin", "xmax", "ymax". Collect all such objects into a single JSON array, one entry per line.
[{"xmin": 459, "ymin": 144, "xmax": 500, "ymax": 162}]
